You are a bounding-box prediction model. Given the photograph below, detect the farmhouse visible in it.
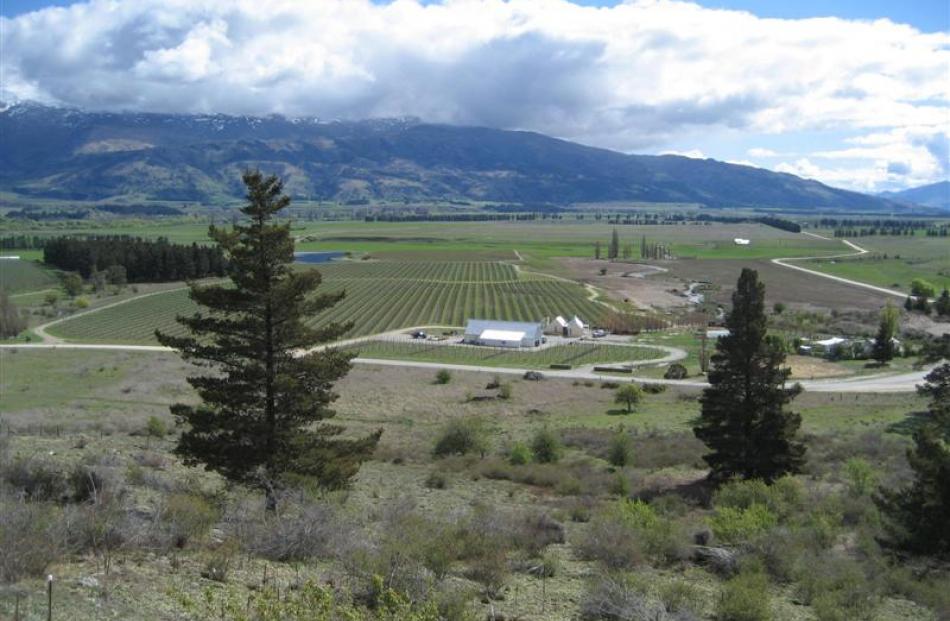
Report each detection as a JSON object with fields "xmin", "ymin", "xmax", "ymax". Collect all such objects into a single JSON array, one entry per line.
[
  {"xmin": 463, "ymin": 319, "xmax": 544, "ymax": 348},
  {"xmin": 545, "ymin": 315, "xmax": 586, "ymax": 337}
]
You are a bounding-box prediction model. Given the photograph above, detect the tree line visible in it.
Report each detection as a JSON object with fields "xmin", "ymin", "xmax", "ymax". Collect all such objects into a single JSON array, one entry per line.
[
  {"xmin": 43, "ymin": 236, "xmax": 226, "ymax": 282},
  {"xmin": 594, "ymin": 229, "xmax": 673, "ymax": 261}
]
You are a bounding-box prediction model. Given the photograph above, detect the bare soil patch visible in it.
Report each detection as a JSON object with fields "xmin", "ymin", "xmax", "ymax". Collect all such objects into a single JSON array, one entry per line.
[
  {"xmin": 785, "ymin": 355, "xmax": 854, "ymax": 380},
  {"xmin": 554, "ymin": 257, "xmax": 687, "ymax": 310},
  {"xmin": 667, "ymin": 259, "xmax": 893, "ymax": 312}
]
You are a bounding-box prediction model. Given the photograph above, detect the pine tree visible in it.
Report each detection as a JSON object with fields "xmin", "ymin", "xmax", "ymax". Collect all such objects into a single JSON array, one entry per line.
[
  {"xmin": 876, "ymin": 361, "xmax": 950, "ymax": 555},
  {"xmin": 594, "ymin": 240, "xmax": 602, "ymax": 260},
  {"xmin": 935, "ymin": 289, "xmax": 950, "ymax": 317},
  {"xmin": 608, "ymin": 228, "xmax": 620, "ymax": 260},
  {"xmin": 157, "ymin": 171, "xmax": 380, "ymax": 510},
  {"xmin": 693, "ymin": 268, "xmax": 805, "ymax": 483},
  {"xmin": 871, "ymin": 303, "xmax": 900, "ymax": 365}
]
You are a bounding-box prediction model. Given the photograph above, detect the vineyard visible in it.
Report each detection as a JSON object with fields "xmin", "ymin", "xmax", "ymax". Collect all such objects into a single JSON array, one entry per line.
[
  {"xmin": 340, "ymin": 340, "xmax": 662, "ymax": 368},
  {"xmin": 47, "ymin": 261, "xmax": 609, "ymax": 344}
]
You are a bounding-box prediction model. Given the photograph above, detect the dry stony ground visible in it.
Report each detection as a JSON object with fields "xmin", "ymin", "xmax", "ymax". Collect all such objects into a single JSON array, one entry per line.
[{"xmin": 0, "ymin": 348, "xmax": 944, "ymax": 620}]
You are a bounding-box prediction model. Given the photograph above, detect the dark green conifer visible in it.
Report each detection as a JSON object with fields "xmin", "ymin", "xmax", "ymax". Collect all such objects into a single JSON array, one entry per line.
[
  {"xmin": 157, "ymin": 171, "xmax": 380, "ymax": 510},
  {"xmin": 693, "ymin": 268, "xmax": 804, "ymax": 483}
]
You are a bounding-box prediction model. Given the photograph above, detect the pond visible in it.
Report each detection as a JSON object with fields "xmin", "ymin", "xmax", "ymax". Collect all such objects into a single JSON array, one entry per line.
[{"xmin": 294, "ymin": 251, "xmax": 346, "ymax": 264}]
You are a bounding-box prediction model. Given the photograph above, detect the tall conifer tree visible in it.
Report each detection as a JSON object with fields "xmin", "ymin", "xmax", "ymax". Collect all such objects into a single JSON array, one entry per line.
[
  {"xmin": 157, "ymin": 171, "xmax": 380, "ymax": 509},
  {"xmin": 608, "ymin": 228, "xmax": 620, "ymax": 259},
  {"xmin": 693, "ymin": 268, "xmax": 805, "ymax": 483},
  {"xmin": 877, "ymin": 341, "xmax": 950, "ymax": 555}
]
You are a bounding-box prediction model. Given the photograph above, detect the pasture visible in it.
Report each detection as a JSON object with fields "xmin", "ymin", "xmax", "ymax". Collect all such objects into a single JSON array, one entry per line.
[
  {"xmin": 804, "ymin": 233, "xmax": 950, "ymax": 292},
  {"xmin": 46, "ymin": 261, "xmax": 609, "ymax": 343},
  {"xmin": 341, "ymin": 340, "xmax": 662, "ymax": 369},
  {"xmin": 0, "ymin": 259, "xmax": 58, "ymax": 294},
  {"xmin": 7, "ymin": 219, "xmax": 844, "ymax": 265}
]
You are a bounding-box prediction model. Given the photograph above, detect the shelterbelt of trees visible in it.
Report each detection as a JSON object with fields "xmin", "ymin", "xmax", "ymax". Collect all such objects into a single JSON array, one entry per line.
[{"xmin": 43, "ymin": 236, "xmax": 226, "ymax": 282}]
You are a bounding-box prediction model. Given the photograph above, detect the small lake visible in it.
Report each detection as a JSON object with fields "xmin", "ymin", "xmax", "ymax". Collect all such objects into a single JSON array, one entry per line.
[{"xmin": 294, "ymin": 251, "xmax": 346, "ymax": 264}]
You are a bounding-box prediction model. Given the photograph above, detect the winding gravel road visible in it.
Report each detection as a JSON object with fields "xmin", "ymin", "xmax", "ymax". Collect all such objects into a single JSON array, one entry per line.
[
  {"xmin": 1, "ymin": 340, "xmax": 931, "ymax": 393},
  {"xmin": 771, "ymin": 235, "xmax": 905, "ymax": 300}
]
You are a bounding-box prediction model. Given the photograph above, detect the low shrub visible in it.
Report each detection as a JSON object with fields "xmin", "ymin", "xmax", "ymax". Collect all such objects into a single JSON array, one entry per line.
[
  {"xmin": 0, "ymin": 499, "xmax": 65, "ymax": 582},
  {"xmin": 161, "ymin": 492, "xmax": 219, "ymax": 548},
  {"xmin": 795, "ymin": 556, "xmax": 878, "ymax": 621},
  {"xmin": 2, "ymin": 457, "xmax": 67, "ymax": 501},
  {"xmin": 236, "ymin": 500, "xmax": 347, "ymax": 563},
  {"xmin": 664, "ymin": 363, "xmax": 688, "ymax": 380},
  {"xmin": 712, "ymin": 477, "xmax": 804, "ymax": 521},
  {"xmin": 608, "ymin": 432, "xmax": 634, "ymax": 467},
  {"xmin": 434, "ymin": 369, "xmax": 452, "ymax": 384},
  {"xmin": 497, "ymin": 383, "xmax": 513, "ymax": 400},
  {"xmin": 580, "ymin": 573, "xmax": 688, "ymax": 621},
  {"xmin": 642, "ymin": 383, "xmax": 667, "ymax": 394},
  {"xmin": 424, "ymin": 471, "xmax": 448, "ymax": 489},
  {"xmin": 843, "ymin": 458, "xmax": 878, "ymax": 497},
  {"xmin": 709, "ymin": 504, "xmax": 778, "ymax": 545},
  {"xmin": 432, "ymin": 418, "xmax": 489, "ymax": 458},
  {"xmin": 531, "ymin": 427, "xmax": 562, "ymax": 463},
  {"xmin": 718, "ymin": 570, "xmax": 772, "ymax": 621},
  {"xmin": 508, "ymin": 442, "xmax": 532, "ymax": 465}
]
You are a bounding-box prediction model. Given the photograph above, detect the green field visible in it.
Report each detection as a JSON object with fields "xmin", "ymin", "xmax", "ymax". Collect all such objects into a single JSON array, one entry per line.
[
  {"xmin": 804, "ymin": 233, "xmax": 950, "ymax": 291},
  {"xmin": 0, "ymin": 259, "xmax": 59, "ymax": 293},
  {"xmin": 47, "ymin": 261, "xmax": 609, "ymax": 343},
  {"xmin": 6, "ymin": 219, "xmax": 843, "ymax": 265},
  {"xmin": 341, "ymin": 340, "xmax": 662, "ymax": 368}
]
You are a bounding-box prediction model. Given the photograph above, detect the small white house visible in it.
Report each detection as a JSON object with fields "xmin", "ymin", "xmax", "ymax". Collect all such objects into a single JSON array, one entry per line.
[
  {"xmin": 733, "ymin": 238, "xmax": 751, "ymax": 246},
  {"xmin": 463, "ymin": 319, "xmax": 544, "ymax": 348},
  {"xmin": 545, "ymin": 315, "xmax": 586, "ymax": 337}
]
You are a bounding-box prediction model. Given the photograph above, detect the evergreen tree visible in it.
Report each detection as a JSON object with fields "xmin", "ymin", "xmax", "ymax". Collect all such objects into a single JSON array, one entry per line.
[
  {"xmin": 871, "ymin": 303, "xmax": 900, "ymax": 365},
  {"xmin": 876, "ymin": 361, "xmax": 950, "ymax": 556},
  {"xmin": 608, "ymin": 228, "xmax": 620, "ymax": 260},
  {"xmin": 935, "ymin": 289, "xmax": 950, "ymax": 317},
  {"xmin": 157, "ymin": 171, "xmax": 380, "ymax": 510},
  {"xmin": 0, "ymin": 291, "xmax": 27, "ymax": 338},
  {"xmin": 594, "ymin": 240, "xmax": 602, "ymax": 260},
  {"xmin": 693, "ymin": 268, "xmax": 805, "ymax": 483}
]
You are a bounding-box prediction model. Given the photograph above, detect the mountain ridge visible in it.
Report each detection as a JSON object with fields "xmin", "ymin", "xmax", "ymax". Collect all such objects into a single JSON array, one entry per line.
[
  {"xmin": 0, "ymin": 102, "xmax": 904, "ymax": 211},
  {"xmin": 878, "ymin": 180, "xmax": 950, "ymax": 210}
]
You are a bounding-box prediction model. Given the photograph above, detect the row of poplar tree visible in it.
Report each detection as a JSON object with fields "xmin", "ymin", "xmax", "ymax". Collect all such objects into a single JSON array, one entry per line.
[{"xmin": 595, "ymin": 229, "xmax": 672, "ymax": 261}]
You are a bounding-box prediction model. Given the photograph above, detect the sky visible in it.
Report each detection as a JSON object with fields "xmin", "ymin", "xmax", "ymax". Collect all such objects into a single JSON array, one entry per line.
[{"xmin": 1, "ymin": 0, "xmax": 948, "ymax": 192}]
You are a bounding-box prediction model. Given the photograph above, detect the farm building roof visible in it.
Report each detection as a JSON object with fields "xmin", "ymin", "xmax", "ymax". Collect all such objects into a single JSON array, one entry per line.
[
  {"xmin": 479, "ymin": 329, "xmax": 528, "ymax": 341},
  {"xmin": 464, "ymin": 319, "xmax": 543, "ymax": 336}
]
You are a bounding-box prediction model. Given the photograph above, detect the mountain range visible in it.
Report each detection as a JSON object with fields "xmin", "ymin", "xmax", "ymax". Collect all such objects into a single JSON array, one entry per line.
[
  {"xmin": 878, "ymin": 181, "xmax": 950, "ymax": 211},
  {"xmin": 0, "ymin": 102, "xmax": 917, "ymax": 211}
]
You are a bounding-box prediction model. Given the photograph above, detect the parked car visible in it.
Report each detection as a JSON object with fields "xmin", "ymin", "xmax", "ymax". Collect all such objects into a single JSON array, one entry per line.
[
  {"xmin": 411, "ymin": 330, "xmax": 427, "ymax": 339},
  {"xmin": 592, "ymin": 329, "xmax": 607, "ymax": 338}
]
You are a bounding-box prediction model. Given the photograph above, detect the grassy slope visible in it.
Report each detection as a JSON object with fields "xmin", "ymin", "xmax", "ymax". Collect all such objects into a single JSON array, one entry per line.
[
  {"xmin": 343, "ymin": 340, "xmax": 662, "ymax": 369},
  {"xmin": 0, "ymin": 348, "xmax": 938, "ymax": 620}
]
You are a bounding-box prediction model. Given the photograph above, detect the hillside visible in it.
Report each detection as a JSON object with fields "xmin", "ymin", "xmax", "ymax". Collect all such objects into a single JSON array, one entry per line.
[
  {"xmin": 879, "ymin": 180, "xmax": 950, "ymax": 210},
  {"xmin": 0, "ymin": 102, "xmax": 899, "ymax": 210}
]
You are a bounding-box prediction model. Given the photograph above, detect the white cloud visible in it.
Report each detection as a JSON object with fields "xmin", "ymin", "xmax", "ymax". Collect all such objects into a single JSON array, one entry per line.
[
  {"xmin": 661, "ymin": 149, "xmax": 706, "ymax": 159},
  {"xmin": 1, "ymin": 0, "xmax": 947, "ymax": 190}
]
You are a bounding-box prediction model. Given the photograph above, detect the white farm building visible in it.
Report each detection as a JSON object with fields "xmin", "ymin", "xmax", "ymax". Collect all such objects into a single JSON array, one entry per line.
[
  {"xmin": 463, "ymin": 319, "xmax": 544, "ymax": 348},
  {"xmin": 545, "ymin": 315, "xmax": 586, "ymax": 337}
]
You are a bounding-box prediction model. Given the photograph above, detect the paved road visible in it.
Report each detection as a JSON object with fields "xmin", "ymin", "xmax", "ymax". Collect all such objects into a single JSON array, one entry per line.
[
  {"xmin": 772, "ymin": 235, "xmax": 906, "ymax": 300},
  {"xmin": 2, "ymin": 341, "xmax": 932, "ymax": 393}
]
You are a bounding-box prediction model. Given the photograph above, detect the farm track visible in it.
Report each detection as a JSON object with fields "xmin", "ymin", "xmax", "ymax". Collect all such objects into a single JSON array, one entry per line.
[
  {"xmin": 0, "ymin": 338, "xmax": 932, "ymax": 393},
  {"xmin": 34, "ymin": 285, "xmax": 192, "ymax": 344},
  {"xmin": 772, "ymin": 235, "xmax": 905, "ymax": 300}
]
